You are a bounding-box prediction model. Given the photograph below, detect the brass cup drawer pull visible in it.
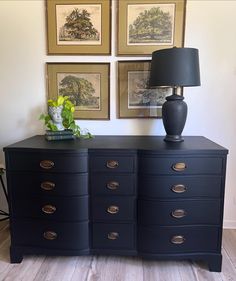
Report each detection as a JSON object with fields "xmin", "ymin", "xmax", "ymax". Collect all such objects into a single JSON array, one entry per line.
[
  {"xmin": 172, "ymin": 162, "xmax": 186, "ymax": 172},
  {"xmin": 171, "ymin": 235, "xmax": 185, "ymax": 245},
  {"xmin": 107, "ymin": 205, "xmax": 119, "ymax": 214},
  {"xmin": 106, "ymin": 160, "xmax": 119, "ymax": 169},
  {"xmin": 41, "ymin": 181, "xmax": 56, "ymax": 191},
  {"xmin": 107, "ymin": 181, "xmax": 119, "ymax": 190},
  {"xmin": 108, "ymin": 232, "xmax": 119, "ymax": 240},
  {"xmin": 42, "ymin": 204, "xmax": 56, "ymax": 214},
  {"xmin": 43, "ymin": 231, "xmax": 57, "ymax": 240},
  {"xmin": 40, "ymin": 160, "xmax": 54, "ymax": 170},
  {"xmin": 171, "ymin": 209, "xmax": 187, "ymax": 219},
  {"xmin": 171, "ymin": 184, "xmax": 187, "ymax": 193}
]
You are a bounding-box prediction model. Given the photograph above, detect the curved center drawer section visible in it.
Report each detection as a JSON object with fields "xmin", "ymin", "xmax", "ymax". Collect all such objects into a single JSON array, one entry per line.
[
  {"xmin": 91, "ymin": 173, "xmax": 136, "ymax": 196},
  {"xmin": 90, "ymin": 155, "xmax": 135, "ymax": 173},
  {"xmin": 139, "ymin": 156, "xmax": 223, "ymax": 175},
  {"xmin": 7, "ymin": 151, "xmax": 88, "ymax": 173},
  {"xmin": 12, "ymin": 219, "xmax": 89, "ymax": 250},
  {"xmin": 9, "ymin": 173, "xmax": 88, "ymax": 197},
  {"xmin": 12, "ymin": 196, "xmax": 89, "ymax": 221},
  {"xmin": 92, "ymin": 223, "xmax": 135, "ymax": 250},
  {"xmin": 139, "ymin": 199, "xmax": 221, "ymax": 225},
  {"xmin": 92, "ymin": 197, "xmax": 136, "ymax": 221}
]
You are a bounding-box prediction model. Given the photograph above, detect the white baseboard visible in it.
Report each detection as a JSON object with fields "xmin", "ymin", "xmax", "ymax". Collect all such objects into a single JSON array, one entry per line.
[{"xmin": 223, "ymin": 220, "xmax": 236, "ymax": 229}]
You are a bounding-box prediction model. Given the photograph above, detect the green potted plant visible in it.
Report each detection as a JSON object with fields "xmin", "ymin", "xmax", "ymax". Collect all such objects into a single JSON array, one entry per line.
[{"xmin": 40, "ymin": 96, "xmax": 92, "ymax": 139}]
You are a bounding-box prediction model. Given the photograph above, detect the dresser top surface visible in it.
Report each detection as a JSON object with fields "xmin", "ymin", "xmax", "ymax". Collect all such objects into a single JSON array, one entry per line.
[{"xmin": 3, "ymin": 135, "xmax": 228, "ymax": 155}]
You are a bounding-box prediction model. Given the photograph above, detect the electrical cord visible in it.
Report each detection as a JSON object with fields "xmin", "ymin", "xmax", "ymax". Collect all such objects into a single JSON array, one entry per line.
[{"xmin": 0, "ymin": 168, "xmax": 9, "ymax": 221}]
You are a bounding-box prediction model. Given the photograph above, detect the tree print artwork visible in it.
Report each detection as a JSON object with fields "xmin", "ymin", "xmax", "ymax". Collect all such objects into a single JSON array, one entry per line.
[
  {"xmin": 128, "ymin": 71, "xmax": 170, "ymax": 108},
  {"xmin": 56, "ymin": 4, "xmax": 101, "ymax": 45},
  {"xmin": 128, "ymin": 4, "xmax": 175, "ymax": 45},
  {"xmin": 57, "ymin": 73, "xmax": 101, "ymax": 110}
]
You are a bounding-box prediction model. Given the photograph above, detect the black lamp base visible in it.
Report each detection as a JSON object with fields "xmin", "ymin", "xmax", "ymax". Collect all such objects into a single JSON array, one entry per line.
[
  {"xmin": 164, "ymin": 134, "xmax": 184, "ymax": 142},
  {"xmin": 162, "ymin": 93, "xmax": 187, "ymax": 142}
]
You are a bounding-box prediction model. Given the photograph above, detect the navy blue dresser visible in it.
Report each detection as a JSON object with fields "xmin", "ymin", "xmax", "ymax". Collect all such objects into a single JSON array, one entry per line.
[{"xmin": 3, "ymin": 135, "xmax": 228, "ymax": 272}]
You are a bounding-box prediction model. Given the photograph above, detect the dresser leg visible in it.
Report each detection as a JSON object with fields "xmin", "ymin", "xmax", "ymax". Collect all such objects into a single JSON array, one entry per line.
[
  {"xmin": 207, "ymin": 255, "xmax": 222, "ymax": 272},
  {"xmin": 10, "ymin": 247, "xmax": 23, "ymax": 263}
]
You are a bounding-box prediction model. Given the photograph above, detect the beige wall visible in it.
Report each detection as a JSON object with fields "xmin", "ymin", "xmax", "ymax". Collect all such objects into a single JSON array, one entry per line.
[{"xmin": 0, "ymin": 0, "xmax": 235, "ymax": 227}]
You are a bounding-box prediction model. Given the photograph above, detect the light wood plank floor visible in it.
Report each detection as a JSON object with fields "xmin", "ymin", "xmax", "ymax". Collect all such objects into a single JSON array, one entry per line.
[{"xmin": 0, "ymin": 221, "xmax": 236, "ymax": 281}]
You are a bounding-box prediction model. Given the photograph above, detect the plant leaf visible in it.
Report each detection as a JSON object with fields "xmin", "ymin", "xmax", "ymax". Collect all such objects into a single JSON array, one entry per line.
[{"xmin": 57, "ymin": 96, "xmax": 64, "ymax": 106}]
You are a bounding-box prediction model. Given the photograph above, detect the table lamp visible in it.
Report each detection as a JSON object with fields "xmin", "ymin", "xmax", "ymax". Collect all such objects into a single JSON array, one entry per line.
[{"xmin": 149, "ymin": 47, "xmax": 201, "ymax": 142}]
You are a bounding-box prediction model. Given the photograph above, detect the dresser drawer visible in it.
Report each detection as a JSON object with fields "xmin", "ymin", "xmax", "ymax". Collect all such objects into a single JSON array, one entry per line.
[
  {"xmin": 7, "ymin": 152, "xmax": 88, "ymax": 173},
  {"xmin": 92, "ymin": 223, "xmax": 135, "ymax": 250},
  {"xmin": 12, "ymin": 196, "xmax": 89, "ymax": 221},
  {"xmin": 12, "ymin": 219, "xmax": 89, "ymax": 250},
  {"xmin": 139, "ymin": 157, "xmax": 223, "ymax": 175},
  {"xmin": 9, "ymin": 172, "xmax": 88, "ymax": 197},
  {"xmin": 90, "ymin": 156, "xmax": 135, "ymax": 173},
  {"xmin": 91, "ymin": 174, "xmax": 136, "ymax": 196},
  {"xmin": 139, "ymin": 175, "xmax": 222, "ymax": 199},
  {"xmin": 92, "ymin": 197, "xmax": 136, "ymax": 221},
  {"xmin": 139, "ymin": 199, "xmax": 221, "ymax": 226},
  {"xmin": 138, "ymin": 226, "xmax": 220, "ymax": 253}
]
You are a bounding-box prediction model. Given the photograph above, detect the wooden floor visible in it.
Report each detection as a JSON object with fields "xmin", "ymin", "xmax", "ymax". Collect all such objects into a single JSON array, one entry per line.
[{"xmin": 0, "ymin": 221, "xmax": 236, "ymax": 281}]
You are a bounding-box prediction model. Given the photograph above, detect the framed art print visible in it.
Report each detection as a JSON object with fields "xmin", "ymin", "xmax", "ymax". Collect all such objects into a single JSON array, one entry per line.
[
  {"xmin": 47, "ymin": 63, "xmax": 110, "ymax": 120},
  {"xmin": 46, "ymin": 0, "xmax": 111, "ymax": 55},
  {"xmin": 117, "ymin": 0, "xmax": 186, "ymax": 55},
  {"xmin": 118, "ymin": 61, "xmax": 172, "ymax": 118}
]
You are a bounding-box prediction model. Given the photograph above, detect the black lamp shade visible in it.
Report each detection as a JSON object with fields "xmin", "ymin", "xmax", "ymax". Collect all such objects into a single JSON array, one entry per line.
[{"xmin": 149, "ymin": 47, "xmax": 201, "ymax": 87}]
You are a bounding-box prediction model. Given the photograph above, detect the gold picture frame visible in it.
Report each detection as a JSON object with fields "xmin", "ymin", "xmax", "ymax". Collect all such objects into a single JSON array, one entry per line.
[
  {"xmin": 118, "ymin": 61, "xmax": 172, "ymax": 118},
  {"xmin": 47, "ymin": 63, "xmax": 110, "ymax": 120},
  {"xmin": 117, "ymin": 0, "xmax": 186, "ymax": 56},
  {"xmin": 46, "ymin": 0, "xmax": 111, "ymax": 55}
]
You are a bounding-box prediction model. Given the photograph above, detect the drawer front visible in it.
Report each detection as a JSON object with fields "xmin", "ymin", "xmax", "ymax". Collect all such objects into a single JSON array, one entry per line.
[
  {"xmin": 91, "ymin": 174, "xmax": 136, "ymax": 196},
  {"xmin": 90, "ymin": 156, "xmax": 135, "ymax": 173},
  {"xmin": 139, "ymin": 175, "xmax": 222, "ymax": 199},
  {"xmin": 9, "ymin": 173, "xmax": 88, "ymax": 197},
  {"xmin": 138, "ymin": 226, "xmax": 220, "ymax": 253},
  {"xmin": 12, "ymin": 219, "xmax": 89, "ymax": 250},
  {"xmin": 139, "ymin": 199, "xmax": 221, "ymax": 226},
  {"xmin": 12, "ymin": 196, "xmax": 89, "ymax": 221},
  {"xmin": 92, "ymin": 223, "xmax": 135, "ymax": 250},
  {"xmin": 8, "ymin": 152, "xmax": 88, "ymax": 173},
  {"xmin": 92, "ymin": 197, "xmax": 136, "ymax": 221},
  {"xmin": 139, "ymin": 157, "xmax": 223, "ymax": 175}
]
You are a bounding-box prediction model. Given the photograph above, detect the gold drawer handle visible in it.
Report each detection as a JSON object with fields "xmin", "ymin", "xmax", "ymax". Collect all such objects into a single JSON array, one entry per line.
[
  {"xmin": 41, "ymin": 181, "xmax": 56, "ymax": 191},
  {"xmin": 40, "ymin": 160, "xmax": 54, "ymax": 170},
  {"xmin": 107, "ymin": 181, "xmax": 119, "ymax": 190},
  {"xmin": 171, "ymin": 235, "xmax": 185, "ymax": 245},
  {"xmin": 106, "ymin": 160, "xmax": 119, "ymax": 169},
  {"xmin": 107, "ymin": 205, "xmax": 119, "ymax": 214},
  {"xmin": 42, "ymin": 204, "xmax": 56, "ymax": 214},
  {"xmin": 172, "ymin": 162, "xmax": 186, "ymax": 172},
  {"xmin": 171, "ymin": 209, "xmax": 187, "ymax": 219},
  {"xmin": 108, "ymin": 232, "xmax": 119, "ymax": 240},
  {"xmin": 171, "ymin": 184, "xmax": 187, "ymax": 193},
  {"xmin": 43, "ymin": 231, "xmax": 57, "ymax": 240}
]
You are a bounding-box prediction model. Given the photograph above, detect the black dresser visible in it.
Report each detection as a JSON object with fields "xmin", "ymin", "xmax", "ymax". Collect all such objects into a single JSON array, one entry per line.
[{"xmin": 3, "ymin": 135, "xmax": 228, "ymax": 272}]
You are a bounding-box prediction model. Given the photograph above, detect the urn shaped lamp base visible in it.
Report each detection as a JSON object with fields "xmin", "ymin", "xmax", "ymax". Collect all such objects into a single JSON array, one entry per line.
[
  {"xmin": 164, "ymin": 134, "xmax": 184, "ymax": 142},
  {"xmin": 162, "ymin": 91, "xmax": 187, "ymax": 142}
]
